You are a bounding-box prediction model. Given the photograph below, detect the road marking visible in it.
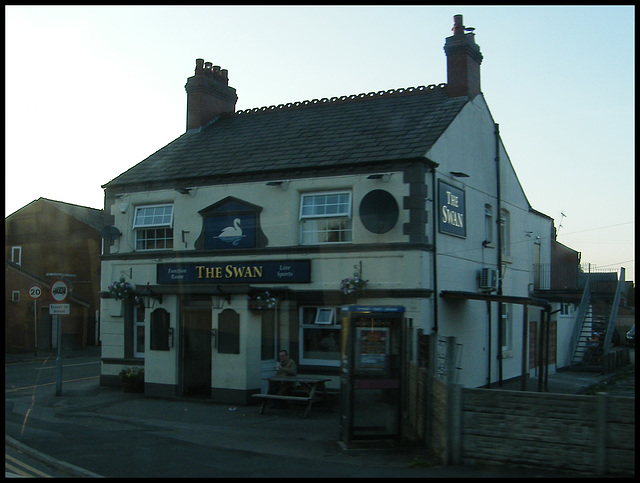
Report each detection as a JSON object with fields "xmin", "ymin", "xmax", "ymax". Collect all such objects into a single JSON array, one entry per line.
[
  {"xmin": 5, "ymin": 453, "xmax": 53, "ymax": 477},
  {"xmin": 35, "ymin": 361, "xmax": 100, "ymax": 370},
  {"xmin": 5, "ymin": 376, "xmax": 100, "ymax": 394}
]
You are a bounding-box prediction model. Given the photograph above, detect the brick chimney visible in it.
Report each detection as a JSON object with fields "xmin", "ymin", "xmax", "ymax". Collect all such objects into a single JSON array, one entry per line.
[
  {"xmin": 184, "ymin": 59, "xmax": 238, "ymax": 131},
  {"xmin": 443, "ymin": 15, "xmax": 483, "ymax": 99}
]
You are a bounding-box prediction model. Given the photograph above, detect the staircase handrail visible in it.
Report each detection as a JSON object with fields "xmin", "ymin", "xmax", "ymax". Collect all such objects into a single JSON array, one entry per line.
[
  {"xmin": 570, "ymin": 276, "xmax": 592, "ymax": 363},
  {"xmin": 603, "ymin": 267, "xmax": 625, "ymax": 354}
]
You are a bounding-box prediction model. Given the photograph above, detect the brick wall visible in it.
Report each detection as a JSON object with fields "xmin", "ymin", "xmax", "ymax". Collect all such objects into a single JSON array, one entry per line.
[{"xmin": 459, "ymin": 388, "xmax": 634, "ymax": 476}]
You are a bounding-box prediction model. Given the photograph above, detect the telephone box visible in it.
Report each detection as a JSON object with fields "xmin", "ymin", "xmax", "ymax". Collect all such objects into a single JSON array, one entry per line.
[{"xmin": 340, "ymin": 305, "xmax": 405, "ymax": 446}]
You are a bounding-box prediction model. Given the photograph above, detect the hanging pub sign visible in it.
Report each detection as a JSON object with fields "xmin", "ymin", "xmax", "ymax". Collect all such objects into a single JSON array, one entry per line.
[
  {"xmin": 157, "ymin": 260, "xmax": 311, "ymax": 284},
  {"xmin": 438, "ymin": 180, "xmax": 466, "ymax": 238}
]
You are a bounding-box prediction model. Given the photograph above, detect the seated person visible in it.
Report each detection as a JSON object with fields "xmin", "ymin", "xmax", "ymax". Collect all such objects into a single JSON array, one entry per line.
[{"xmin": 269, "ymin": 350, "xmax": 297, "ymax": 406}]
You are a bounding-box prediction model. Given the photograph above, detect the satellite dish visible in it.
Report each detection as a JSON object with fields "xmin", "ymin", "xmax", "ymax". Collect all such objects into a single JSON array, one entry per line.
[{"xmin": 359, "ymin": 190, "xmax": 399, "ymax": 234}]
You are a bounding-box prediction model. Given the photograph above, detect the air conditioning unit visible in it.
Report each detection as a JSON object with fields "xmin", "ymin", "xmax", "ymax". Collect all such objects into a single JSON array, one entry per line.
[{"xmin": 479, "ymin": 268, "xmax": 498, "ymax": 290}]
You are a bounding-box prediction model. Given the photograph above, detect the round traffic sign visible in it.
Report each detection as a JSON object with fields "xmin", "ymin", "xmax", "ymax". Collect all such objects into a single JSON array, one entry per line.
[
  {"xmin": 28, "ymin": 284, "xmax": 43, "ymax": 299},
  {"xmin": 50, "ymin": 280, "xmax": 70, "ymax": 302}
]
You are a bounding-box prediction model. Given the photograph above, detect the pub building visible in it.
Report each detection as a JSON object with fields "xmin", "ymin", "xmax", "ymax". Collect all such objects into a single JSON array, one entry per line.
[{"xmin": 100, "ymin": 16, "xmax": 557, "ymax": 412}]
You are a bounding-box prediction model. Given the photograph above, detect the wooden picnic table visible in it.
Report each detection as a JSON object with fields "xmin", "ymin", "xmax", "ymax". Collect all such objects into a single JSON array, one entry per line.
[{"xmin": 252, "ymin": 375, "xmax": 331, "ymax": 418}]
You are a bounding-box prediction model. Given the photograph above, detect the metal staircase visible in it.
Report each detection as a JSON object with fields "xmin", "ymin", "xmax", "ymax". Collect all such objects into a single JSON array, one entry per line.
[
  {"xmin": 570, "ymin": 267, "xmax": 625, "ymax": 369},
  {"xmin": 571, "ymin": 306, "xmax": 607, "ymax": 367}
]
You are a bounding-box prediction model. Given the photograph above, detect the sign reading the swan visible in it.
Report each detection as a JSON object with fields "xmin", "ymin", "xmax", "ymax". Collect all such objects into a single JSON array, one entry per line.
[
  {"xmin": 204, "ymin": 213, "xmax": 256, "ymax": 249},
  {"xmin": 438, "ymin": 180, "xmax": 466, "ymax": 238},
  {"xmin": 157, "ymin": 260, "xmax": 311, "ymax": 284}
]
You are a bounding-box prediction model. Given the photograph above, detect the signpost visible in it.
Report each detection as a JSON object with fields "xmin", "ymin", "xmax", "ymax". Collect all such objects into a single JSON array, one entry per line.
[
  {"xmin": 46, "ymin": 273, "xmax": 75, "ymax": 396},
  {"xmin": 28, "ymin": 284, "xmax": 42, "ymax": 356}
]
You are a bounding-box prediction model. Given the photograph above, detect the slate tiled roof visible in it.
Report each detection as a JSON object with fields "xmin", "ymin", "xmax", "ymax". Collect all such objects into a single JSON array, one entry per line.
[
  {"xmin": 6, "ymin": 198, "xmax": 103, "ymax": 231},
  {"xmin": 41, "ymin": 198, "xmax": 104, "ymax": 231},
  {"xmin": 104, "ymin": 85, "xmax": 468, "ymax": 189}
]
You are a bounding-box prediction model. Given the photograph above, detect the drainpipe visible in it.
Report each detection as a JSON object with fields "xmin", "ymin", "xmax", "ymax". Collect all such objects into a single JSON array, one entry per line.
[
  {"xmin": 495, "ymin": 123, "xmax": 503, "ymax": 386},
  {"xmin": 431, "ymin": 166, "xmax": 439, "ymax": 334},
  {"xmin": 487, "ymin": 300, "xmax": 491, "ymax": 388}
]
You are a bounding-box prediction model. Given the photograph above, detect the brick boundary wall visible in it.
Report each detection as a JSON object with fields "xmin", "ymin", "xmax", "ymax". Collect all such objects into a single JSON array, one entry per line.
[
  {"xmin": 457, "ymin": 387, "xmax": 634, "ymax": 476},
  {"xmin": 407, "ymin": 362, "xmax": 635, "ymax": 476}
]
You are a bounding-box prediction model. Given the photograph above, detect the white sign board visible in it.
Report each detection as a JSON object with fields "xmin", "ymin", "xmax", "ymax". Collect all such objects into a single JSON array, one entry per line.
[{"xmin": 49, "ymin": 304, "xmax": 70, "ymax": 315}]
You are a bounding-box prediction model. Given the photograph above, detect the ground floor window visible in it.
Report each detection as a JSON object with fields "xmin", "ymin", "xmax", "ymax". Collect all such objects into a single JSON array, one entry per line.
[
  {"xmin": 134, "ymin": 303, "xmax": 145, "ymax": 358},
  {"xmin": 500, "ymin": 303, "xmax": 512, "ymax": 354},
  {"xmin": 299, "ymin": 306, "xmax": 341, "ymax": 367}
]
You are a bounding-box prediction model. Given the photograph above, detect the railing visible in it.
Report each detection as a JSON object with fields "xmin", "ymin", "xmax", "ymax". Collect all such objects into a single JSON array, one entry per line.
[
  {"xmin": 532, "ymin": 263, "xmax": 579, "ymax": 291},
  {"xmin": 603, "ymin": 268, "xmax": 625, "ymax": 354},
  {"xmin": 569, "ymin": 276, "xmax": 592, "ymax": 366}
]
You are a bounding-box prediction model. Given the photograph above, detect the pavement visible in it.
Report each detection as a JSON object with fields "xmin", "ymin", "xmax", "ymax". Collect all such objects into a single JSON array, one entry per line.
[{"xmin": 5, "ymin": 346, "xmax": 635, "ymax": 478}]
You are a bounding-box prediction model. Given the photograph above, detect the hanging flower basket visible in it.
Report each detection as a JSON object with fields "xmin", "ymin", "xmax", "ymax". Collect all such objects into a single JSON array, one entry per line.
[
  {"xmin": 108, "ymin": 278, "xmax": 136, "ymax": 302},
  {"xmin": 248, "ymin": 291, "xmax": 278, "ymax": 311},
  {"xmin": 340, "ymin": 272, "xmax": 368, "ymax": 297}
]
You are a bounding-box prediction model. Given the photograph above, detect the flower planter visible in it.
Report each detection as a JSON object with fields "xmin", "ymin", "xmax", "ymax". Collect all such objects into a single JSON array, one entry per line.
[{"xmin": 122, "ymin": 380, "xmax": 144, "ymax": 393}]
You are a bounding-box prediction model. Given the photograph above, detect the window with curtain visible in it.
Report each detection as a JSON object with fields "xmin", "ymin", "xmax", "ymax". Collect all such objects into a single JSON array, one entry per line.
[{"xmin": 299, "ymin": 192, "xmax": 352, "ymax": 244}]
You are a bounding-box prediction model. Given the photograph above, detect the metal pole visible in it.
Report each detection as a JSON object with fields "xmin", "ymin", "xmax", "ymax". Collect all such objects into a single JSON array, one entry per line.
[
  {"xmin": 56, "ymin": 315, "xmax": 63, "ymax": 396},
  {"xmin": 34, "ymin": 300, "xmax": 38, "ymax": 357}
]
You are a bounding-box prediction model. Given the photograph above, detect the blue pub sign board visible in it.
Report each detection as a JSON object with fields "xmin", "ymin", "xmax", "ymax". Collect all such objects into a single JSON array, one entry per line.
[
  {"xmin": 157, "ymin": 260, "xmax": 311, "ymax": 284},
  {"xmin": 438, "ymin": 180, "xmax": 466, "ymax": 238},
  {"xmin": 204, "ymin": 213, "xmax": 257, "ymax": 250}
]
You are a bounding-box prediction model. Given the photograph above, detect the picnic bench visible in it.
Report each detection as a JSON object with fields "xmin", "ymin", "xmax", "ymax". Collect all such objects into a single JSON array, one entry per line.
[{"xmin": 252, "ymin": 375, "xmax": 331, "ymax": 418}]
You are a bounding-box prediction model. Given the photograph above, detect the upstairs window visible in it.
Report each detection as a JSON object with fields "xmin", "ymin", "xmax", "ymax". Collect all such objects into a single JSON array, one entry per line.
[
  {"xmin": 11, "ymin": 246, "xmax": 22, "ymax": 265},
  {"xmin": 484, "ymin": 205, "xmax": 493, "ymax": 246},
  {"xmin": 300, "ymin": 191, "xmax": 352, "ymax": 245},
  {"xmin": 499, "ymin": 208, "xmax": 510, "ymax": 257},
  {"xmin": 133, "ymin": 204, "xmax": 174, "ymax": 251}
]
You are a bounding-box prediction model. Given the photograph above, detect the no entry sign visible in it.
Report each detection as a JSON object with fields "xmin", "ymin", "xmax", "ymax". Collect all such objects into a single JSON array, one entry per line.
[{"xmin": 50, "ymin": 280, "xmax": 70, "ymax": 302}]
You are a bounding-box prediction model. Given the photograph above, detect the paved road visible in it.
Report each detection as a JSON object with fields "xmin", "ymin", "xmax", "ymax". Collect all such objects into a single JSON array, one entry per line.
[{"xmin": 5, "ymin": 347, "xmax": 633, "ymax": 478}]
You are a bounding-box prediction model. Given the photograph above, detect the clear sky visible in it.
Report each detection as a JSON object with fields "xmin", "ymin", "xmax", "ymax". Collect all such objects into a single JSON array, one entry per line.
[{"xmin": 5, "ymin": 5, "xmax": 635, "ymax": 283}]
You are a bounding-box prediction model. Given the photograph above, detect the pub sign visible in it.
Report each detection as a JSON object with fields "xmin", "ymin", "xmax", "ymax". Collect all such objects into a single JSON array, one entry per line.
[
  {"xmin": 438, "ymin": 180, "xmax": 466, "ymax": 238},
  {"xmin": 157, "ymin": 260, "xmax": 311, "ymax": 284}
]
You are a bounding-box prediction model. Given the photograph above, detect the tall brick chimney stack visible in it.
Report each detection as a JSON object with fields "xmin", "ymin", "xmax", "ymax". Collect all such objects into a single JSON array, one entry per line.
[
  {"xmin": 184, "ymin": 59, "xmax": 238, "ymax": 131},
  {"xmin": 443, "ymin": 15, "xmax": 483, "ymax": 99}
]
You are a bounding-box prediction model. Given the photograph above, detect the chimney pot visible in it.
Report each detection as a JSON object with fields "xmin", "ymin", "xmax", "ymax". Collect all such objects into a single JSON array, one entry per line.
[
  {"xmin": 195, "ymin": 58, "xmax": 205, "ymax": 75},
  {"xmin": 452, "ymin": 14, "xmax": 464, "ymax": 35}
]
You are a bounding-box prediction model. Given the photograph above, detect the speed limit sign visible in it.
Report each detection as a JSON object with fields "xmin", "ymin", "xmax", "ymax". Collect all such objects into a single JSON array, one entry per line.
[{"xmin": 28, "ymin": 284, "xmax": 43, "ymax": 299}]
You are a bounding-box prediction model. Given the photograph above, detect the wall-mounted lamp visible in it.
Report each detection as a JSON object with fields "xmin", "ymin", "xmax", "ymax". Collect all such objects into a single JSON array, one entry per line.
[
  {"xmin": 213, "ymin": 285, "xmax": 231, "ymax": 310},
  {"xmin": 450, "ymin": 171, "xmax": 470, "ymax": 178},
  {"xmin": 367, "ymin": 173, "xmax": 391, "ymax": 182},
  {"xmin": 265, "ymin": 180, "xmax": 290, "ymax": 190},
  {"xmin": 175, "ymin": 187, "xmax": 197, "ymax": 195},
  {"xmin": 141, "ymin": 283, "xmax": 163, "ymax": 309}
]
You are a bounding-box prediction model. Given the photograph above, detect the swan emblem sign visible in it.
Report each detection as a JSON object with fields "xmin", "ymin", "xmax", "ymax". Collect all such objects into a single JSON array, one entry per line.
[{"xmin": 215, "ymin": 218, "xmax": 246, "ymax": 246}]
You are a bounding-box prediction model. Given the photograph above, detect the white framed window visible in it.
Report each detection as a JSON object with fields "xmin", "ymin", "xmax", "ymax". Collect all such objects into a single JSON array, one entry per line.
[
  {"xmin": 500, "ymin": 303, "xmax": 512, "ymax": 354},
  {"xmin": 133, "ymin": 204, "xmax": 174, "ymax": 251},
  {"xmin": 560, "ymin": 303, "xmax": 572, "ymax": 316},
  {"xmin": 134, "ymin": 303, "xmax": 145, "ymax": 358},
  {"xmin": 11, "ymin": 246, "xmax": 22, "ymax": 265},
  {"xmin": 484, "ymin": 205, "xmax": 493, "ymax": 245},
  {"xmin": 299, "ymin": 306, "xmax": 341, "ymax": 367},
  {"xmin": 300, "ymin": 191, "xmax": 352, "ymax": 244},
  {"xmin": 499, "ymin": 208, "xmax": 510, "ymax": 257}
]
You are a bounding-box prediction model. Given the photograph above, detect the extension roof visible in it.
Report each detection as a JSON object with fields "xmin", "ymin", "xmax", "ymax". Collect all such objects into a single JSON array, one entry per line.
[{"xmin": 104, "ymin": 85, "xmax": 468, "ymax": 189}]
